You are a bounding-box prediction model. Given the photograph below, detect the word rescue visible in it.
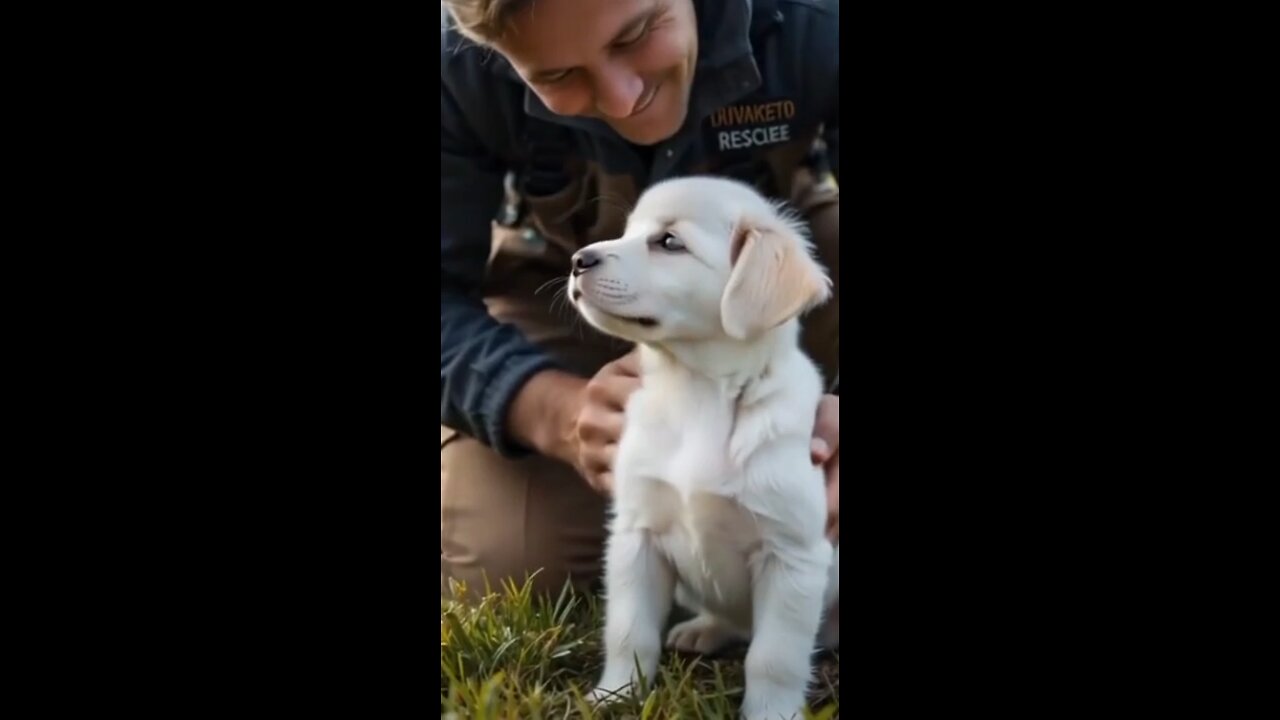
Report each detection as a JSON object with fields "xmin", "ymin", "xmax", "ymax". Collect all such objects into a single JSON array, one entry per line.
[{"xmin": 708, "ymin": 99, "xmax": 797, "ymax": 151}]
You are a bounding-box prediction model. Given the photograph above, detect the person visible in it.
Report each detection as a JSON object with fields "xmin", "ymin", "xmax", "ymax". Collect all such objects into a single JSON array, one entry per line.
[{"xmin": 440, "ymin": 0, "xmax": 841, "ymax": 598}]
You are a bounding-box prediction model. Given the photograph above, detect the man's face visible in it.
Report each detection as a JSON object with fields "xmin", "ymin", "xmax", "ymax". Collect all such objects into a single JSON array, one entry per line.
[{"xmin": 493, "ymin": 0, "xmax": 699, "ymax": 146}]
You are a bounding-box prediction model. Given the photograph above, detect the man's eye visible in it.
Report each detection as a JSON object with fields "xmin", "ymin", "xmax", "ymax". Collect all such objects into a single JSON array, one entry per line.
[
  {"xmin": 615, "ymin": 24, "xmax": 650, "ymax": 47},
  {"xmin": 657, "ymin": 233, "xmax": 685, "ymax": 252},
  {"xmin": 535, "ymin": 70, "xmax": 571, "ymax": 85}
]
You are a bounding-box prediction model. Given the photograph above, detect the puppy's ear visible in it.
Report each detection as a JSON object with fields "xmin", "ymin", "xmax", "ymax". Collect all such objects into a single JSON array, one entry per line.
[{"xmin": 720, "ymin": 216, "xmax": 831, "ymax": 340}]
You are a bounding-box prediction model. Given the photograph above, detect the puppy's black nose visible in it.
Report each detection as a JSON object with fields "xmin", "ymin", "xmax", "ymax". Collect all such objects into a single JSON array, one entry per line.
[{"xmin": 572, "ymin": 249, "xmax": 602, "ymax": 276}]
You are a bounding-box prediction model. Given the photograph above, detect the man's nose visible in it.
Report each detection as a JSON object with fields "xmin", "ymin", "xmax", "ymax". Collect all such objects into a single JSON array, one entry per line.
[
  {"xmin": 593, "ymin": 64, "xmax": 644, "ymax": 119},
  {"xmin": 572, "ymin": 248, "xmax": 602, "ymax": 276}
]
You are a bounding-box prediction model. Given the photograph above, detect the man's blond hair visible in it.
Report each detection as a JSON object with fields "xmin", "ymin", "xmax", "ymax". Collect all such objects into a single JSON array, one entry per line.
[{"xmin": 442, "ymin": 0, "xmax": 529, "ymax": 45}]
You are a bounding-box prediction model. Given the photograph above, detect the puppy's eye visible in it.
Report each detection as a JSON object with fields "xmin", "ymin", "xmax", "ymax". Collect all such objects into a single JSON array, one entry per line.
[{"xmin": 656, "ymin": 233, "xmax": 686, "ymax": 252}]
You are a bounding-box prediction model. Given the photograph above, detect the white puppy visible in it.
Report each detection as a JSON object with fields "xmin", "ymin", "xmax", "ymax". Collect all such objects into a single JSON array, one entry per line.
[{"xmin": 568, "ymin": 176, "xmax": 839, "ymax": 720}]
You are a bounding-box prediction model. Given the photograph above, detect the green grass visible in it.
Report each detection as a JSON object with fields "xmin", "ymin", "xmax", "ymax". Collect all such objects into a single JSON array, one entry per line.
[{"xmin": 441, "ymin": 576, "xmax": 839, "ymax": 719}]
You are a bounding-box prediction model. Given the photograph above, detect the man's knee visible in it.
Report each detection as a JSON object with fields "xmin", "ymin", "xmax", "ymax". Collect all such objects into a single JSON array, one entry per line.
[{"xmin": 441, "ymin": 428, "xmax": 607, "ymax": 600}]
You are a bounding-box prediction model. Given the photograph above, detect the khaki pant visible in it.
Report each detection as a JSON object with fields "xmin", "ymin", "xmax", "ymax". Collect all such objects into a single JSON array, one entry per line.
[{"xmin": 441, "ymin": 176, "xmax": 839, "ymax": 599}]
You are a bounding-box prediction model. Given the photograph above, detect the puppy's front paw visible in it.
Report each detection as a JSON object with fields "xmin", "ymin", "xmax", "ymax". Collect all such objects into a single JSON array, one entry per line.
[
  {"xmin": 741, "ymin": 683, "xmax": 807, "ymax": 720},
  {"xmin": 739, "ymin": 697, "xmax": 805, "ymax": 720},
  {"xmin": 587, "ymin": 682, "xmax": 631, "ymax": 707},
  {"xmin": 588, "ymin": 663, "xmax": 640, "ymax": 708}
]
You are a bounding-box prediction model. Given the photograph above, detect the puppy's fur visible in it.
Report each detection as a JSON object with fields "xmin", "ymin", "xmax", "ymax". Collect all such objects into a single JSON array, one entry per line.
[{"xmin": 568, "ymin": 176, "xmax": 839, "ymax": 720}]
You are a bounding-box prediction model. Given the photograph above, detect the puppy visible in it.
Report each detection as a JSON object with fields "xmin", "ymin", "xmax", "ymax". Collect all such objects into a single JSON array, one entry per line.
[{"xmin": 569, "ymin": 176, "xmax": 839, "ymax": 720}]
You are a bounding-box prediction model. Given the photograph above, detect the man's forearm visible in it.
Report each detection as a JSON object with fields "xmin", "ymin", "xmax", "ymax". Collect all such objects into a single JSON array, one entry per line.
[{"xmin": 440, "ymin": 290, "xmax": 564, "ymax": 456}]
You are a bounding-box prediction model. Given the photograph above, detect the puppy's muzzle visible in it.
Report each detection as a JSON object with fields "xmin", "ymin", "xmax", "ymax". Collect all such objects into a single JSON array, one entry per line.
[{"xmin": 572, "ymin": 249, "xmax": 602, "ymax": 276}]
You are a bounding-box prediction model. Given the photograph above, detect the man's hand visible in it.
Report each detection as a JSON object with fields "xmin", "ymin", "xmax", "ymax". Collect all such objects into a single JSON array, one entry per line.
[
  {"xmin": 506, "ymin": 350, "xmax": 641, "ymax": 496},
  {"xmin": 571, "ymin": 350, "xmax": 641, "ymax": 495},
  {"xmin": 809, "ymin": 394, "xmax": 840, "ymax": 544}
]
